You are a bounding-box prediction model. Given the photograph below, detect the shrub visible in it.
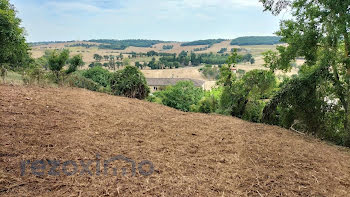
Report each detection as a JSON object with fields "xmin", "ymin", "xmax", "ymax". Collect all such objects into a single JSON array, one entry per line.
[
  {"xmin": 160, "ymin": 81, "xmax": 204, "ymax": 112},
  {"xmin": 242, "ymin": 100, "xmax": 265, "ymax": 122},
  {"xmin": 66, "ymin": 72, "xmax": 100, "ymax": 91},
  {"xmin": 82, "ymin": 66, "xmax": 111, "ymax": 87},
  {"xmin": 109, "ymin": 66, "xmax": 149, "ymax": 99},
  {"xmin": 196, "ymin": 95, "xmax": 218, "ymax": 113}
]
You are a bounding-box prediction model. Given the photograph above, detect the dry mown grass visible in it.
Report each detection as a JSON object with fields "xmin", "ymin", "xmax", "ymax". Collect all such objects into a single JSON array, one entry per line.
[{"xmin": 1, "ymin": 85, "xmax": 350, "ymax": 196}]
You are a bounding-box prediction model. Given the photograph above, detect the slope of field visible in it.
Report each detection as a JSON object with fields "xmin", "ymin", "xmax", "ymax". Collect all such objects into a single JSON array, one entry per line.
[
  {"xmin": 142, "ymin": 66, "xmax": 206, "ymax": 80},
  {"xmin": 1, "ymin": 85, "xmax": 350, "ymax": 196}
]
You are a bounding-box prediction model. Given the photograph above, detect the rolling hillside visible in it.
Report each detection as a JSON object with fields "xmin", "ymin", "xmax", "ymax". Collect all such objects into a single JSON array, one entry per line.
[{"xmin": 1, "ymin": 85, "xmax": 350, "ymax": 196}]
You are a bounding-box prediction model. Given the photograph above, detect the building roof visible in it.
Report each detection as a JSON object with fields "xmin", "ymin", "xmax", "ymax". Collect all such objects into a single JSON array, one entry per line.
[{"xmin": 146, "ymin": 78, "xmax": 205, "ymax": 87}]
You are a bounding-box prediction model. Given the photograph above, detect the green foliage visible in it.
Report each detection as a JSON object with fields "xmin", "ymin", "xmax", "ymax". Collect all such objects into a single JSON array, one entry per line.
[
  {"xmin": 218, "ymin": 68, "xmax": 276, "ymax": 122},
  {"xmin": 230, "ymin": 36, "xmax": 282, "ymax": 45},
  {"xmin": 82, "ymin": 66, "xmax": 111, "ymax": 87},
  {"xmin": 263, "ymin": 66, "xmax": 331, "ymax": 135},
  {"xmin": 162, "ymin": 45, "xmax": 174, "ymax": 50},
  {"xmin": 90, "ymin": 39, "xmax": 168, "ymax": 50},
  {"xmin": 123, "ymin": 58, "xmax": 131, "ymax": 66},
  {"xmin": 199, "ymin": 64, "xmax": 220, "ymax": 80},
  {"xmin": 47, "ymin": 49, "xmax": 70, "ymax": 82},
  {"xmin": 263, "ymin": 50, "xmax": 290, "ymax": 72},
  {"xmin": 66, "ymin": 54, "xmax": 84, "ymax": 74},
  {"xmin": 193, "ymin": 47, "xmax": 208, "ymax": 51},
  {"xmin": 109, "ymin": 66, "xmax": 149, "ymax": 99},
  {"xmin": 242, "ymin": 100, "xmax": 266, "ymax": 122},
  {"xmin": 192, "ymin": 88, "xmax": 222, "ymax": 113},
  {"xmin": 0, "ymin": 0, "xmax": 30, "ymax": 69},
  {"xmin": 66, "ymin": 72, "xmax": 100, "ymax": 92},
  {"xmin": 181, "ymin": 39, "xmax": 226, "ymax": 46},
  {"xmin": 24, "ymin": 60, "xmax": 45, "ymax": 84},
  {"xmin": 159, "ymin": 81, "xmax": 204, "ymax": 112},
  {"xmin": 66, "ymin": 43, "xmax": 96, "ymax": 48},
  {"xmin": 261, "ymin": 0, "xmax": 350, "ymax": 147},
  {"xmin": 93, "ymin": 54, "xmax": 102, "ymax": 62},
  {"xmin": 218, "ymin": 48, "xmax": 227, "ymax": 54},
  {"xmin": 48, "ymin": 49, "xmax": 70, "ymax": 72}
]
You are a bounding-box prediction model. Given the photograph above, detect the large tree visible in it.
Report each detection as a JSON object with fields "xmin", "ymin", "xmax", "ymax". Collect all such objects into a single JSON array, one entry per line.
[
  {"xmin": 0, "ymin": 0, "xmax": 29, "ymax": 69},
  {"xmin": 261, "ymin": 0, "xmax": 350, "ymax": 145}
]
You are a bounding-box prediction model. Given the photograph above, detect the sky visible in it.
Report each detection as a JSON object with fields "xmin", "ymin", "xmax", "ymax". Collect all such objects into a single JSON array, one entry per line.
[{"xmin": 10, "ymin": 0, "xmax": 290, "ymax": 42}]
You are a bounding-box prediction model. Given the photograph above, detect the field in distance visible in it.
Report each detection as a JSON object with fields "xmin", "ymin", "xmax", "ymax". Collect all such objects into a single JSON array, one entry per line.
[{"xmin": 30, "ymin": 37, "xmax": 300, "ymax": 81}]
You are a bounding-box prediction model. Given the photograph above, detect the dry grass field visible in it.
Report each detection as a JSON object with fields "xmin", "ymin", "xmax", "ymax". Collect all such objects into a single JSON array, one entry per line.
[
  {"xmin": 30, "ymin": 41, "xmax": 299, "ymax": 83},
  {"xmin": 1, "ymin": 84, "xmax": 350, "ymax": 196}
]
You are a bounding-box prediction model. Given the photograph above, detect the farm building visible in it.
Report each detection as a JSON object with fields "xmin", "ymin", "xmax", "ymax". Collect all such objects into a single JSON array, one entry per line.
[{"xmin": 146, "ymin": 78, "xmax": 205, "ymax": 93}]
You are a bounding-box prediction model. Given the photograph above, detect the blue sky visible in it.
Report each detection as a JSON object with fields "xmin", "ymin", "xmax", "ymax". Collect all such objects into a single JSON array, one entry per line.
[{"xmin": 11, "ymin": 0, "xmax": 290, "ymax": 42}]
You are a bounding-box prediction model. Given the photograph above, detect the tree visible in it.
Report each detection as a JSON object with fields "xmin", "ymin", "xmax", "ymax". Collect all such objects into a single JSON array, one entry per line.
[
  {"xmin": 0, "ymin": 65, "xmax": 7, "ymax": 83},
  {"xmin": 250, "ymin": 58, "xmax": 255, "ymax": 64},
  {"xmin": 219, "ymin": 68, "xmax": 276, "ymax": 121},
  {"xmin": 93, "ymin": 54, "xmax": 102, "ymax": 62},
  {"xmin": 83, "ymin": 66, "xmax": 111, "ymax": 87},
  {"xmin": 109, "ymin": 66, "xmax": 149, "ymax": 99},
  {"xmin": 160, "ymin": 81, "xmax": 204, "ymax": 112},
  {"xmin": 109, "ymin": 58, "xmax": 116, "ymax": 70},
  {"xmin": 0, "ymin": 0, "xmax": 30, "ymax": 70},
  {"xmin": 260, "ymin": 0, "xmax": 350, "ymax": 146},
  {"xmin": 262, "ymin": 50, "xmax": 280, "ymax": 72},
  {"xmin": 135, "ymin": 61, "xmax": 142, "ymax": 69},
  {"xmin": 66, "ymin": 54, "xmax": 84, "ymax": 74},
  {"xmin": 123, "ymin": 58, "xmax": 131, "ymax": 67},
  {"xmin": 103, "ymin": 55, "xmax": 109, "ymax": 61},
  {"xmin": 48, "ymin": 49, "xmax": 69, "ymax": 82}
]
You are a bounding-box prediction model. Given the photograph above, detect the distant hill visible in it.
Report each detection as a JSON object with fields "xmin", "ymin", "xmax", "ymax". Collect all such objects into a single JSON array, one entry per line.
[
  {"xmin": 230, "ymin": 36, "xmax": 282, "ymax": 45},
  {"xmin": 88, "ymin": 39, "xmax": 172, "ymax": 50},
  {"xmin": 181, "ymin": 39, "xmax": 227, "ymax": 47}
]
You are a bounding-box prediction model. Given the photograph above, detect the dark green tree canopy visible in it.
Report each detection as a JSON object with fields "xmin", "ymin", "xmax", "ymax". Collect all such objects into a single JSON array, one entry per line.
[
  {"xmin": 261, "ymin": 0, "xmax": 350, "ymax": 145},
  {"xmin": 0, "ymin": 0, "xmax": 29, "ymax": 69},
  {"xmin": 110, "ymin": 66, "xmax": 149, "ymax": 99}
]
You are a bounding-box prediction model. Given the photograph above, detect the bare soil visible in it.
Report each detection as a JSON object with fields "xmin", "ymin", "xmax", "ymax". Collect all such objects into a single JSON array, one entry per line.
[{"xmin": 1, "ymin": 85, "xmax": 350, "ymax": 196}]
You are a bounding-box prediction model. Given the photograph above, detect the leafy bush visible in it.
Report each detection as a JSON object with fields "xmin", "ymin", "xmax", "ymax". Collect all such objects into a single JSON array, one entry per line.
[
  {"xmin": 218, "ymin": 67, "xmax": 276, "ymax": 118},
  {"xmin": 82, "ymin": 66, "xmax": 111, "ymax": 87},
  {"xmin": 194, "ymin": 95, "xmax": 219, "ymax": 113},
  {"xmin": 160, "ymin": 81, "xmax": 204, "ymax": 112},
  {"xmin": 66, "ymin": 72, "xmax": 100, "ymax": 91},
  {"xmin": 66, "ymin": 54, "xmax": 84, "ymax": 74},
  {"xmin": 242, "ymin": 100, "xmax": 265, "ymax": 122},
  {"xmin": 109, "ymin": 66, "xmax": 149, "ymax": 99}
]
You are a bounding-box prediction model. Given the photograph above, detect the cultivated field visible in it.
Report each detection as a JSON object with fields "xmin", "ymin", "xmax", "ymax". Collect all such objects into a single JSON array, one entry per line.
[
  {"xmin": 1, "ymin": 84, "xmax": 350, "ymax": 196},
  {"xmin": 30, "ymin": 41, "xmax": 299, "ymax": 83}
]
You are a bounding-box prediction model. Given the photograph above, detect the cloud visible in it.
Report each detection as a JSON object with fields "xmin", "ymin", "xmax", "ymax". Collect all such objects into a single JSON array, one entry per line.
[{"xmin": 12, "ymin": 0, "xmax": 279, "ymax": 42}]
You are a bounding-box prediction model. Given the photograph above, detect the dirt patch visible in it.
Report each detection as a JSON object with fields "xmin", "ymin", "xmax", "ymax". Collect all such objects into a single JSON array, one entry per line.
[{"xmin": 1, "ymin": 85, "xmax": 350, "ymax": 196}]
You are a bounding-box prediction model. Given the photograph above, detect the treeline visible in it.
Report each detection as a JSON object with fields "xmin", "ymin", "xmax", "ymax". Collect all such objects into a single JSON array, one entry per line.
[
  {"xmin": 162, "ymin": 45, "xmax": 174, "ymax": 50},
  {"xmin": 230, "ymin": 36, "xmax": 282, "ymax": 45},
  {"xmin": 193, "ymin": 46, "xmax": 208, "ymax": 51},
  {"xmin": 181, "ymin": 39, "xmax": 226, "ymax": 46},
  {"xmin": 148, "ymin": 51, "xmax": 255, "ymax": 69},
  {"xmin": 66, "ymin": 43, "xmax": 97, "ymax": 48},
  {"xmin": 218, "ymin": 48, "xmax": 227, "ymax": 53},
  {"xmin": 89, "ymin": 50, "xmax": 255, "ymax": 70},
  {"xmin": 29, "ymin": 41, "xmax": 71, "ymax": 46},
  {"xmin": 89, "ymin": 39, "xmax": 169, "ymax": 50}
]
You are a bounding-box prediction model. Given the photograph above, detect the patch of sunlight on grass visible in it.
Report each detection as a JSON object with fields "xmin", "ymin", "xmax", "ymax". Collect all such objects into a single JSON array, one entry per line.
[{"xmin": 4, "ymin": 71, "xmax": 23, "ymax": 85}]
